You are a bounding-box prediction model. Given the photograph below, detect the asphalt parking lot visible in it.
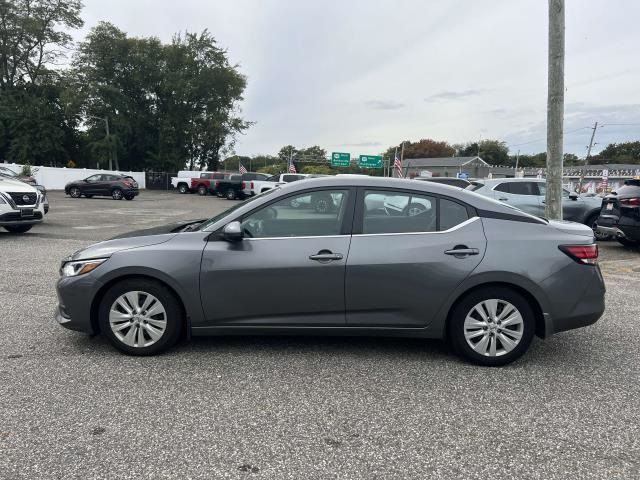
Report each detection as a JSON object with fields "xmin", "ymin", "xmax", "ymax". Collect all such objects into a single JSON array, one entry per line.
[{"xmin": 1, "ymin": 190, "xmax": 639, "ymax": 479}]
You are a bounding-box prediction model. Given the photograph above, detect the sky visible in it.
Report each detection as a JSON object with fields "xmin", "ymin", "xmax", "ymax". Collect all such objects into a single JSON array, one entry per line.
[{"xmin": 75, "ymin": 0, "xmax": 640, "ymax": 158}]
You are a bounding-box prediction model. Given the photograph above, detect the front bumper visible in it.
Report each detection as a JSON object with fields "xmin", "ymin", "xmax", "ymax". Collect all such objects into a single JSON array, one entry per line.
[{"xmin": 55, "ymin": 273, "xmax": 103, "ymax": 335}]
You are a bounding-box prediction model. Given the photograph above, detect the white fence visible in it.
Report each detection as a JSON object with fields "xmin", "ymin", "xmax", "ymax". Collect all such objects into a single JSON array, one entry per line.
[{"xmin": 1, "ymin": 163, "xmax": 146, "ymax": 190}]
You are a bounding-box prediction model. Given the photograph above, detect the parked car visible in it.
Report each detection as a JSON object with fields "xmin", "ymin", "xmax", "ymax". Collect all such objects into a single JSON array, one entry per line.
[
  {"xmin": 249, "ymin": 173, "xmax": 307, "ymax": 195},
  {"xmin": 215, "ymin": 172, "xmax": 273, "ymax": 199},
  {"xmin": 470, "ymin": 178, "xmax": 609, "ymax": 240},
  {"xmin": 65, "ymin": 174, "xmax": 139, "ymax": 200},
  {"xmin": 414, "ymin": 176, "xmax": 472, "ymax": 188},
  {"xmin": 0, "ymin": 170, "xmax": 48, "ymax": 214},
  {"xmin": 190, "ymin": 172, "xmax": 229, "ymax": 196},
  {"xmin": 597, "ymin": 178, "xmax": 640, "ymax": 247},
  {"xmin": 55, "ymin": 176, "xmax": 604, "ymax": 366},
  {"xmin": 0, "ymin": 175, "xmax": 46, "ymax": 233},
  {"xmin": 0, "ymin": 166, "xmax": 36, "ymax": 186}
]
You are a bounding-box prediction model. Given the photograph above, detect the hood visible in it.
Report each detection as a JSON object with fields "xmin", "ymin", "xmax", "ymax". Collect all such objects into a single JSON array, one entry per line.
[
  {"xmin": 548, "ymin": 219, "xmax": 594, "ymax": 238},
  {"xmin": 0, "ymin": 176, "xmax": 38, "ymax": 193},
  {"xmin": 69, "ymin": 220, "xmax": 206, "ymax": 261}
]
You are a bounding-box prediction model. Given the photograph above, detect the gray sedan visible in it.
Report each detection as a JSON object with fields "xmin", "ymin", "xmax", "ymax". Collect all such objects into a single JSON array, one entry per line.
[{"xmin": 56, "ymin": 177, "xmax": 605, "ymax": 366}]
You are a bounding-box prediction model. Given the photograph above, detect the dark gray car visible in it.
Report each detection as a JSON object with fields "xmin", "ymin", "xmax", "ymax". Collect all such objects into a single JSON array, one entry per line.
[{"xmin": 55, "ymin": 177, "xmax": 605, "ymax": 366}]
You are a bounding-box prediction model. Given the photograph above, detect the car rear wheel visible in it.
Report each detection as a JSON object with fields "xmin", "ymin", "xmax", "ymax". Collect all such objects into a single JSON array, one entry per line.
[
  {"xmin": 69, "ymin": 187, "xmax": 81, "ymax": 198},
  {"xmin": 226, "ymin": 189, "xmax": 236, "ymax": 200},
  {"xmin": 449, "ymin": 287, "xmax": 535, "ymax": 366},
  {"xmin": 588, "ymin": 214, "xmax": 610, "ymax": 241},
  {"xmin": 99, "ymin": 279, "xmax": 183, "ymax": 355},
  {"xmin": 112, "ymin": 188, "xmax": 123, "ymax": 200},
  {"xmin": 617, "ymin": 237, "xmax": 639, "ymax": 248},
  {"xmin": 4, "ymin": 225, "xmax": 32, "ymax": 233},
  {"xmin": 178, "ymin": 184, "xmax": 188, "ymax": 194},
  {"xmin": 197, "ymin": 185, "xmax": 207, "ymax": 196}
]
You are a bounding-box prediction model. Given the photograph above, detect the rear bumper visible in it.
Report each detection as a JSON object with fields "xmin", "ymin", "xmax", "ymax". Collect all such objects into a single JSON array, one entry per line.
[
  {"xmin": 598, "ymin": 224, "xmax": 640, "ymax": 241},
  {"xmin": 540, "ymin": 263, "xmax": 605, "ymax": 337}
]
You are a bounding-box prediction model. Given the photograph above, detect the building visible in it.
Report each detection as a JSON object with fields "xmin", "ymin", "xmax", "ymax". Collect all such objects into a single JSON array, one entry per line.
[{"xmin": 400, "ymin": 156, "xmax": 489, "ymax": 179}]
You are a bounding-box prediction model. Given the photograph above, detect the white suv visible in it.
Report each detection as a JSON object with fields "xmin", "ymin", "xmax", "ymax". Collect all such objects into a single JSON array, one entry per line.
[{"xmin": 0, "ymin": 175, "xmax": 45, "ymax": 233}]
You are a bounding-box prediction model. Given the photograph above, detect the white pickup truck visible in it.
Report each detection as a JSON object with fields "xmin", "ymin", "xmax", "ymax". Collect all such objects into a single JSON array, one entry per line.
[{"xmin": 249, "ymin": 173, "xmax": 307, "ymax": 195}]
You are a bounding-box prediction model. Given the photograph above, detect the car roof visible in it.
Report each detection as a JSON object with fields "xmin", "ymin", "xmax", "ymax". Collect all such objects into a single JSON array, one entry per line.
[{"xmin": 478, "ymin": 178, "xmax": 545, "ymax": 185}]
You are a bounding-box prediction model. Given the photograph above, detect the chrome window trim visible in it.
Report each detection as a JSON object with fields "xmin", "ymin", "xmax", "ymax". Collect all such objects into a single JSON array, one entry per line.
[
  {"xmin": 355, "ymin": 216, "xmax": 479, "ymax": 237},
  {"xmin": 242, "ymin": 217, "xmax": 479, "ymax": 241},
  {"xmin": 243, "ymin": 234, "xmax": 350, "ymax": 241}
]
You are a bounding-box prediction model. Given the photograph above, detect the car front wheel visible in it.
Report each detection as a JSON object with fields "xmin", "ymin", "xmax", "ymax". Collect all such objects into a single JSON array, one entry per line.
[
  {"xmin": 178, "ymin": 184, "xmax": 188, "ymax": 194},
  {"xmin": 69, "ymin": 187, "xmax": 81, "ymax": 198},
  {"xmin": 449, "ymin": 287, "xmax": 535, "ymax": 366},
  {"xmin": 99, "ymin": 279, "xmax": 183, "ymax": 355},
  {"xmin": 226, "ymin": 189, "xmax": 236, "ymax": 200}
]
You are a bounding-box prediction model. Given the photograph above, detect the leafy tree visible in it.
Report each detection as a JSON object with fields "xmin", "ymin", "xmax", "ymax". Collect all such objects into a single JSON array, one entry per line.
[
  {"xmin": 457, "ymin": 139, "xmax": 509, "ymax": 165},
  {"xmin": 297, "ymin": 145, "xmax": 327, "ymax": 160},
  {"xmin": 278, "ymin": 145, "xmax": 297, "ymax": 162},
  {"xmin": 384, "ymin": 139, "xmax": 455, "ymax": 160},
  {"xmin": 595, "ymin": 142, "xmax": 640, "ymax": 164}
]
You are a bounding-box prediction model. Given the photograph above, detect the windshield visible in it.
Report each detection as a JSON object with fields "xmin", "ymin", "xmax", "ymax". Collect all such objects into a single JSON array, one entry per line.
[{"xmin": 196, "ymin": 187, "xmax": 279, "ymax": 231}]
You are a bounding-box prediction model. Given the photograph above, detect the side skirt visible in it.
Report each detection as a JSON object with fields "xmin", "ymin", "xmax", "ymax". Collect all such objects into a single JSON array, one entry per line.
[{"xmin": 191, "ymin": 325, "xmax": 442, "ymax": 339}]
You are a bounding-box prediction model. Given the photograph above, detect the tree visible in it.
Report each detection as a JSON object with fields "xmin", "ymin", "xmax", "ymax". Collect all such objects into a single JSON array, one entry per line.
[
  {"xmin": 457, "ymin": 139, "xmax": 509, "ymax": 165},
  {"xmin": 70, "ymin": 23, "xmax": 250, "ymax": 172},
  {"xmin": 0, "ymin": 0, "xmax": 83, "ymax": 165},
  {"xmin": 0, "ymin": 0, "xmax": 83, "ymax": 88},
  {"xmin": 297, "ymin": 145, "xmax": 327, "ymax": 160},
  {"xmin": 595, "ymin": 142, "xmax": 640, "ymax": 164},
  {"xmin": 384, "ymin": 139, "xmax": 455, "ymax": 160}
]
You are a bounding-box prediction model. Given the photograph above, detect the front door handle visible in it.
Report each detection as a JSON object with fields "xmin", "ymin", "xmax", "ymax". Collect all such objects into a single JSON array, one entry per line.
[
  {"xmin": 444, "ymin": 247, "xmax": 479, "ymax": 257},
  {"xmin": 498, "ymin": 197, "xmax": 508, "ymax": 201},
  {"xmin": 309, "ymin": 251, "xmax": 343, "ymax": 262}
]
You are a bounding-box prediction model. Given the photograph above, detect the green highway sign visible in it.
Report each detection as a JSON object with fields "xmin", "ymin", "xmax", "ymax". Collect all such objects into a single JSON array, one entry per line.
[
  {"xmin": 331, "ymin": 152, "xmax": 351, "ymax": 167},
  {"xmin": 358, "ymin": 154, "xmax": 383, "ymax": 169}
]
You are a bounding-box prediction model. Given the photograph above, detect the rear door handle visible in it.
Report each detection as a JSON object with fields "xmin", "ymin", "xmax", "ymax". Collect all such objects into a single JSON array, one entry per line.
[
  {"xmin": 444, "ymin": 247, "xmax": 479, "ymax": 256},
  {"xmin": 309, "ymin": 251, "xmax": 343, "ymax": 262},
  {"xmin": 498, "ymin": 197, "xmax": 508, "ymax": 201}
]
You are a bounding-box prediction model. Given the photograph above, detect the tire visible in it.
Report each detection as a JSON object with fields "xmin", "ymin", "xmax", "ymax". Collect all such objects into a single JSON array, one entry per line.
[
  {"xmin": 587, "ymin": 214, "xmax": 610, "ymax": 241},
  {"xmin": 177, "ymin": 184, "xmax": 188, "ymax": 194},
  {"xmin": 449, "ymin": 287, "xmax": 535, "ymax": 366},
  {"xmin": 4, "ymin": 225, "xmax": 32, "ymax": 233},
  {"xmin": 197, "ymin": 185, "xmax": 207, "ymax": 196},
  {"xmin": 98, "ymin": 278, "xmax": 183, "ymax": 356},
  {"xmin": 69, "ymin": 187, "xmax": 81, "ymax": 198},
  {"xmin": 617, "ymin": 237, "xmax": 639, "ymax": 248},
  {"xmin": 112, "ymin": 188, "xmax": 123, "ymax": 200},
  {"xmin": 124, "ymin": 194, "xmax": 135, "ymax": 201},
  {"xmin": 85, "ymin": 194, "xmax": 93, "ymax": 199},
  {"xmin": 226, "ymin": 189, "xmax": 236, "ymax": 200}
]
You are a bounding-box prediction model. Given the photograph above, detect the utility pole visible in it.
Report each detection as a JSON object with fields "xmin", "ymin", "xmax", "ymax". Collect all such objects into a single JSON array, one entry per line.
[
  {"xmin": 400, "ymin": 141, "xmax": 406, "ymax": 177},
  {"xmin": 515, "ymin": 150, "xmax": 520, "ymax": 171},
  {"xmin": 577, "ymin": 121, "xmax": 598, "ymax": 193},
  {"xmin": 546, "ymin": 0, "xmax": 565, "ymax": 219}
]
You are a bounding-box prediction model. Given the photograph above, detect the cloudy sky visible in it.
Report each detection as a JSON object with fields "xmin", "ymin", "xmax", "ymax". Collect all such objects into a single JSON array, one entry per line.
[{"xmin": 76, "ymin": 0, "xmax": 640, "ymax": 157}]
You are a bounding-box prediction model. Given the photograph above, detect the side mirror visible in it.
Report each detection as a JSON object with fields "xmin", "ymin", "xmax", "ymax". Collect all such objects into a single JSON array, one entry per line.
[
  {"xmin": 222, "ymin": 221, "xmax": 243, "ymax": 241},
  {"xmin": 569, "ymin": 192, "xmax": 578, "ymax": 201}
]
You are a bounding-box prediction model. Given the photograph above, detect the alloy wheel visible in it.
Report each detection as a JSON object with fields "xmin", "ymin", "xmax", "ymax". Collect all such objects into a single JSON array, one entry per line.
[
  {"xmin": 70, "ymin": 187, "xmax": 81, "ymax": 198},
  {"xmin": 112, "ymin": 189, "xmax": 123, "ymax": 200},
  {"xmin": 463, "ymin": 299, "xmax": 524, "ymax": 357},
  {"xmin": 109, "ymin": 291, "xmax": 167, "ymax": 348}
]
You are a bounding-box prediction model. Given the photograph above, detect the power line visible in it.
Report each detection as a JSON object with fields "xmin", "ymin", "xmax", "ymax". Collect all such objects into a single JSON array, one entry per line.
[{"xmin": 506, "ymin": 126, "xmax": 591, "ymax": 148}]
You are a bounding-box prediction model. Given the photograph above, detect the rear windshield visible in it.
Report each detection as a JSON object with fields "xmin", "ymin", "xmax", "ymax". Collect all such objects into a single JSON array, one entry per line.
[{"xmin": 467, "ymin": 182, "xmax": 484, "ymax": 191}]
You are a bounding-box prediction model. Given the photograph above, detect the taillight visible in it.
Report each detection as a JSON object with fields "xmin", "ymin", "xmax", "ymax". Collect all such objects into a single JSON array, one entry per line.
[
  {"xmin": 620, "ymin": 198, "xmax": 640, "ymax": 206},
  {"xmin": 242, "ymin": 181, "xmax": 246, "ymax": 189},
  {"xmin": 122, "ymin": 180, "xmax": 132, "ymax": 187},
  {"xmin": 250, "ymin": 181, "xmax": 254, "ymax": 189},
  {"xmin": 559, "ymin": 244, "xmax": 598, "ymax": 265}
]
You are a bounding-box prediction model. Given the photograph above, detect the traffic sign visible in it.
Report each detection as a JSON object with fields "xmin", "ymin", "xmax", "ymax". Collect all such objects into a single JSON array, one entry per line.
[
  {"xmin": 358, "ymin": 155, "xmax": 383, "ymax": 169},
  {"xmin": 331, "ymin": 152, "xmax": 351, "ymax": 167}
]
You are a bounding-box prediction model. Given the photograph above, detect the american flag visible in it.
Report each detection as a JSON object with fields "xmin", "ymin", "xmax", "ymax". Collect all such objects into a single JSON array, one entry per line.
[
  {"xmin": 289, "ymin": 162, "xmax": 297, "ymax": 174},
  {"xmin": 394, "ymin": 148, "xmax": 403, "ymax": 178},
  {"xmin": 239, "ymin": 163, "xmax": 248, "ymax": 174}
]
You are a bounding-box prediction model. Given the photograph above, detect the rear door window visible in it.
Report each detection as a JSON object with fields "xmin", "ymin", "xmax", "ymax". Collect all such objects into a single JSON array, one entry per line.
[
  {"xmin": 508, "ymin": 182, "xmax": 538, "ymax": 196},
  {"xmin": 361, "ymin": 190, "xmax": 436, "ymax": 234},
  {"xmin": 440, "ymin": 199, "xmax": 470, "ymax": 230}
]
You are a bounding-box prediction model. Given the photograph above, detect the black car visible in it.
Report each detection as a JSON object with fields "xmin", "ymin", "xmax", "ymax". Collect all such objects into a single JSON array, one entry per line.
[
  {"xmin": 597, "ymin": 179, "xmax": 640, "ymax": 247},
  {"xmin": 65, "ymin": 174, "xmax": 139, "ymax": 200}
]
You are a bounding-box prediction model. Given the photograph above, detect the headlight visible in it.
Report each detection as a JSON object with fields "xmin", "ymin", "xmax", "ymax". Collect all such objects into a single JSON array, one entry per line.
[{"xmin": 61, "ymin": 258, "xmax": 107, "ymax": 277}]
